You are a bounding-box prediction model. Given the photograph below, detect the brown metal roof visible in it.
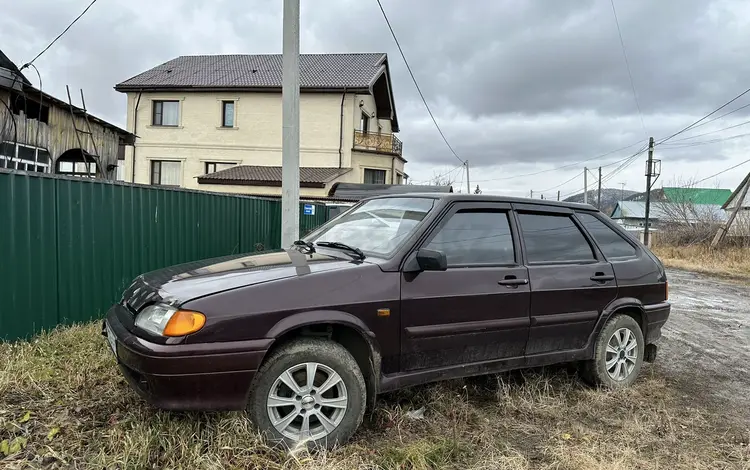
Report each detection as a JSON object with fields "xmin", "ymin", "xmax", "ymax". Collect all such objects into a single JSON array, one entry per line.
[
  {"xmin": 197, "ymin": 165, "xmax": 352, "ymax": 188},
  {"xmin": 116, "ymin": 53, "xmax": 388, "ymax": 90}
]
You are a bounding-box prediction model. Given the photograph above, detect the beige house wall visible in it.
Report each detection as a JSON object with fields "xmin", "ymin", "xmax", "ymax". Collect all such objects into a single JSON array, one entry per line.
[{"xmin": 123, "ymin": 90, "xmax": 402, "ymax": 189}]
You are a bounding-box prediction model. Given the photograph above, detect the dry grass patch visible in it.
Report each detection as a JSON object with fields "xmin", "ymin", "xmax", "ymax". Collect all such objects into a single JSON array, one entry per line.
[
  {"xmin": 653, "ymin": 244, "xmax": 750, "ymax": 281},
  {"xmin": 1, "ymin": 323, "xmax": 748, "ymax": 469}
]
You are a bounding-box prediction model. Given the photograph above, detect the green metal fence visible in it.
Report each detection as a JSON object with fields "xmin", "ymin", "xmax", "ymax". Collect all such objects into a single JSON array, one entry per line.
[{"xmin": 0, "ymin": 170, "xmax": 329, "ymax": 341}]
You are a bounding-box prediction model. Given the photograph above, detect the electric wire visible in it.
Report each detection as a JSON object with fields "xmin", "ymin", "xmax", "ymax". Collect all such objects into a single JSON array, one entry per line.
[{"xmin": 375, "ymin": 0, "xmax": 464, "ymax": 164}]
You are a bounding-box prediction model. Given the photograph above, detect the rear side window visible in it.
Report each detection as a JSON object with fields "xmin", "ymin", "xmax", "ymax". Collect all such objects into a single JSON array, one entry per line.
[
  {"xmin": 425, "ymin": 210, "xmax": 514, "ymax": 266},
  {"xmin": 577, "ymin": 213, "xmax": 637, "ymax": 259},
  {"xmin": 518, "ymin": 213, "xmax": 594, "ymax": 263}
]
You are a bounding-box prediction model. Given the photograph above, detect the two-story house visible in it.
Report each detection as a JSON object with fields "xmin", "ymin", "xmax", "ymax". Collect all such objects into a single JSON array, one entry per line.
[
  {"xmin": 1, "ymin": 49, "xmax": 134, "ymax": 179},
  {"xmin": 115, "ymin": 53, "xmax": 407, "ymax": 198}
]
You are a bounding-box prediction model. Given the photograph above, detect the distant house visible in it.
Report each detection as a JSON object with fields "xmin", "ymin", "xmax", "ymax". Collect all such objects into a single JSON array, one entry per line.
[
  {"xmin": 610, "ymin": 200, "xmax": 726, "ymax": 232},
  {"xmin": 0, "ymin": 49, "xmax": 134, "ymax": 179},
  {"xmin": 115, "ymin": 53, "xmax": 407, "ymax": 198},
  {"xmin": 626, "ymin": 187, "xmax": 732, "ymax": 206},
  {"xmin": 721, "ymin": 173, "xmax": 750, "ymax": 236}
]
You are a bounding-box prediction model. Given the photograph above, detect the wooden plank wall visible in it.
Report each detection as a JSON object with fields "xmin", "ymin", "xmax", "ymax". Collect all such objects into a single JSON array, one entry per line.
[{"xmin": 0, "ymin": 103, "xmax": 122, "ymax": 180}]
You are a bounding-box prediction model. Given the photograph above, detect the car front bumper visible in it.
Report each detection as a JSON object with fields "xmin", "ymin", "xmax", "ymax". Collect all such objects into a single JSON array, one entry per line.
[{"xmin": 103, "ymin": 304, "xmax": 271, "ymax": 411}]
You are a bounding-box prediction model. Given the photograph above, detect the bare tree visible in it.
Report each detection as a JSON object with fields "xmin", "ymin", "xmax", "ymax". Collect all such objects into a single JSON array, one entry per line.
[
  {"xmin": 429, "ymin": 172, "xmax": 455, "ymax": 187},
  {"xmin": 655, "ymin": 177, "xmax": 725, "ymax": 246}
]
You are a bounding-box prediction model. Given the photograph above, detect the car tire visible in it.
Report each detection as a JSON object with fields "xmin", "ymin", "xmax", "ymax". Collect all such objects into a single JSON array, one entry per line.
[
  {"xmin": 248, "ymin": 337, "xmax": 367, "ymax": 450},
  {"xmin": 581, "ymin": 314, "xmax": 645, "ymax": 389}
]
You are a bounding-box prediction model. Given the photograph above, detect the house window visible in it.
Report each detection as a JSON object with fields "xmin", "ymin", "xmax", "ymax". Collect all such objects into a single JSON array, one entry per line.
[
  {"xmin": 364, "ymin": 168, "xmax": 386, "ymax": 184},
  {"xmin": 58, "ymin": 161, "xmax": 97, "ymax": 177},
  {"xmin": 221, "ymin": 101, "xmax": 235, "ymax": 128},
  {"xmin": 152, "ymin": 100, "xmax": 180, "ymax": 126},
  {"xmin": 0, "ymin": 142, "xmax": 51, "ymax": 173},
  {"xmin": 360, "ymin": 112, "xmax": 369, "ymax": 133},
  {"xmin": 150, "ymin": 160, "xmax": 181, "ymax": 186},
  {"xmin": 205, "ymin": 162, "xmax": 236, "ymax": 174}
]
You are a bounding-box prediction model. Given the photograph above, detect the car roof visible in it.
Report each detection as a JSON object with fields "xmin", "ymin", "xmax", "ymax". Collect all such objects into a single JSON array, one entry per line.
[{"xmin": 364, "ymin": 192, "xmax": 598, "ymax": 211}]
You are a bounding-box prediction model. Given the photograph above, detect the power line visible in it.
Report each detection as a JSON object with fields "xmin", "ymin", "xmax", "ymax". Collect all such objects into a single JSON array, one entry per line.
[
  {"xmin": 683, "ymin": 102, "xmax": 750, "ymax": 132},
  {"xmin": 610, "ymin": 0, "xmax": 648, "ymax": 138},
  {"xmin": 692, "ymin": 158, "xmax": 750, "ymax": 185},
  {"xmin": 656, "ymin": 86, "xmax": 750, "ymax": 145},
  {"xmin": 21, "ymin": 0, "xmax": 100, "ymax": 69},
  {"xmin": 560, "ymin": 148, "xmax": 646, "ymax": 200},
  {"xmin": 537, "ymin": 171, "xmax": 584, "ymax": 193},
  {"xmin": 659, "ymin": 132, "xmax": 750, "ymax": 149},
  {"xmin": 665, "ymin": 118, "xmax": 750, "ymax": 143},
  {"xmin": 375, "ymin": 0, "xmax": 464, "ymax": 164},
  {"xmin": 472, "ymin": 140, "xmax": 644, "ymax": 183}
]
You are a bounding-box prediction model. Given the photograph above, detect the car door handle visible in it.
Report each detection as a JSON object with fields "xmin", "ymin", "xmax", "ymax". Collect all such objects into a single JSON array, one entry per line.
[
  {"xmin": 498, "ymin": 277, "xmax": 529, "ymax": 287},
  {"xmin": 590, "ymin": 273, "xmax": 615, "ymax": 282}
]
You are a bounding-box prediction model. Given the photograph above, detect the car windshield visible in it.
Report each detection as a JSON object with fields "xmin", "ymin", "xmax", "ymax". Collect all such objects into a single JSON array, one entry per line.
[{"xmin": 304, "ymin": 197, "xmax": 435, "ymax": 258}]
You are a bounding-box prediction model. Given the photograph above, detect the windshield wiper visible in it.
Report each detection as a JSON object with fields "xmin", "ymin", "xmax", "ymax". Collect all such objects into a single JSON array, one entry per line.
[
  {"xmin": 316, "ymin": 241, "xmax": 366, "ymax": 260},
  {"xmin": 293, "ymin": 240, "xmax": 316, "ymax": 254}
]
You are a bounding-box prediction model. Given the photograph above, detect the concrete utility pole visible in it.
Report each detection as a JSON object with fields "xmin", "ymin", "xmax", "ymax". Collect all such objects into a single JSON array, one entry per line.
[
  {"xmin": 597, "ymin": 166, "xmax": 602, "ymax": 210},
  {"xmin": 643, "ymin": 137, "xmax": 655, "ymax": 247},
  {"xmin": 530, "ymin": 189, "xmax": 533, "ymax": 199},
  {"xmin": 583, "ymin": 167, "xmax": 588, "ymax": 204},
  {"xmin": 281, "ymin": 0, "xmax": 300, "ymax": 248},
  {"xmin": 465, "ymin": 161, "xmax": 470, "ymax": 194},
  {"xmin": 557, "ymin": 190, "xmax": 560, "ymax": 201}
]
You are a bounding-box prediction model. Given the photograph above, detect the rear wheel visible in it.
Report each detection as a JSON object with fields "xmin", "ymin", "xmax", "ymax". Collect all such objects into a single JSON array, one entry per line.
[
  {"xmin": 248, "ymin": 338, "xmax": 366, "ymax": 450},
  {"xmin": 581, "ymin": 314, "xmax": 644, "ymax": 389}
]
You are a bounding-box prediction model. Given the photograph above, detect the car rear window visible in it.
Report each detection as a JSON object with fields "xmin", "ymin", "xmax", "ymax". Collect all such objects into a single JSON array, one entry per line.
[
  {"xmin": 577, "ymin": 213, "xmax": 637, "ymax": 259},
  {"xmin": 425, "ymin": 210, "xmax": 515, "ymax": 266},
  {"xmin": 518, "ymin": 213, "xmax": 594, "ymax": 263}
]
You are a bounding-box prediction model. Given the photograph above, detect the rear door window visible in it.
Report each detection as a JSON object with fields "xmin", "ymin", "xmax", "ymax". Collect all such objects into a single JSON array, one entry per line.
[
  {"xmin": 577, "ymin": 213, "xmax": 637, "ymax": 259},
  {"xmin": 425, "ymin": 210, "xmax": 515, "ymax": 266},
  {"xmin": 518, "ymin": 213, "xmax": 595, "ymax": 263}
]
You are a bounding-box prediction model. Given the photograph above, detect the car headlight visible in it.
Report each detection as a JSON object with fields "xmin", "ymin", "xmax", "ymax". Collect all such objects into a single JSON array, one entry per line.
[{"xmin": 135, "ymin": 304, "xmax": 206, "ymax": 337}]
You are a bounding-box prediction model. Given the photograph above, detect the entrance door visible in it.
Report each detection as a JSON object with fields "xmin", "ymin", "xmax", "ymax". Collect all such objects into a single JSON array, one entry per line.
[{"xmin": 400, "ymin": 202, "xmax": 531, "ymax": 371}]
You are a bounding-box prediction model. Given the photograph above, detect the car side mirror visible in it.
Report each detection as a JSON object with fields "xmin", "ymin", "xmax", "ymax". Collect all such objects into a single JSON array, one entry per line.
[{"xmin": 416, "ymin": 248, "xmax": 448, "ymax": 271}]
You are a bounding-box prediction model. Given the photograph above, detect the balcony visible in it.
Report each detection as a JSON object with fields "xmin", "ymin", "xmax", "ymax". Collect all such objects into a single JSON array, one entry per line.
[{"xmin": 353, "ymin": 130, "xmax": 403, "ymax": 157}]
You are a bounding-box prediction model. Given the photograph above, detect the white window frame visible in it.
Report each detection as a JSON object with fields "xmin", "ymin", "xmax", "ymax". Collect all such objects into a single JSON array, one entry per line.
[{"xmin": 0, "ymin": 141, "xmax": 51, "ymax": 173}]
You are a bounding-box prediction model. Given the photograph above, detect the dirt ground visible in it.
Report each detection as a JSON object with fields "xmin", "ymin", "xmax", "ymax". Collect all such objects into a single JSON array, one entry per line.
[{"xmin": 658, "ymin": 269, "xmax": 750, "ymax": 423}]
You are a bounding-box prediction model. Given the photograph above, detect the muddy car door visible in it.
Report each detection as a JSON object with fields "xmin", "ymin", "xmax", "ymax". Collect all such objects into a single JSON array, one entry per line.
[
  {"xmin": 399, "ymin": 202, "xmax": 531, "ymax": 371},
  {"xmin": 514, "ymin": 206, "xmax": 618, "ymax": 355}
]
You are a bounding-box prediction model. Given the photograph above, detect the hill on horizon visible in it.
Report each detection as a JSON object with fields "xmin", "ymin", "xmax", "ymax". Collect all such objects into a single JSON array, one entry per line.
[{"xmin": 563, "ymin": 188, "xmax": 638, "ymax": 215}]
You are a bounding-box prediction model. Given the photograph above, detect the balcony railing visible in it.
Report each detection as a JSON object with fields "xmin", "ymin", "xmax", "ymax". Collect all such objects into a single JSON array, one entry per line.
[{"xmin": 353, "ymin": 130, "xmax": 403, "ymax": 156}]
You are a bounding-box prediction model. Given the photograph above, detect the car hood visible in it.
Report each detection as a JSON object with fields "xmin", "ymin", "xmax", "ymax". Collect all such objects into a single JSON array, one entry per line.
[{"xmin": 122, "ymin": 250, "xmax": 357, "ymax": 311}]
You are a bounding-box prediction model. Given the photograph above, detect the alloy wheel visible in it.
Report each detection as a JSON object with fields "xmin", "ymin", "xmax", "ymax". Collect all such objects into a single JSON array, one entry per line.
[
  {"xmin": 605, "ymin": 327, "xmax": 638, "ymax": 381},
  {"xmin": 266, "ymin": 362, "xmax": 348, "ymax": 442}
]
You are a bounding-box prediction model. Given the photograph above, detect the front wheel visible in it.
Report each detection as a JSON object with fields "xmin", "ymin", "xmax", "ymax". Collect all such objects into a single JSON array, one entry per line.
[
  {"xmin": 581, "ymin": 314, "xmax": 645, "ymax": 389},
  {"xmin": 248, "ymin": 338, "xmax": 366, "ymax": 450}
]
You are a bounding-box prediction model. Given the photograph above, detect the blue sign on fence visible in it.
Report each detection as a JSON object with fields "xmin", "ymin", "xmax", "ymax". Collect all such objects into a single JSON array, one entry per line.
[{"xmin": 303, "ymin": 204, "xmax": 316, "ymax": 216}]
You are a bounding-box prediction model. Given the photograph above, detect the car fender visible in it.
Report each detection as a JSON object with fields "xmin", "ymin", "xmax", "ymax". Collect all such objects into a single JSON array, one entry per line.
[
  {"xmin": 264, "ymin": 310, "xmax": 382, "ymax": 404},
  {"xmin": 265, "ymin": 309, "xmax": 377, "ymax": 342},
  {"xmin": 585, "ymin": 298, "xmax": 645, "ymax": 353}
]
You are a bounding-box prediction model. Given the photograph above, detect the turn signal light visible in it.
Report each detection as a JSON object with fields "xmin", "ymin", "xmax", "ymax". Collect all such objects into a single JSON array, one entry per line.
[{"xmin": 163, "ymin": 311, "xmax": 206, "ymax": 337}]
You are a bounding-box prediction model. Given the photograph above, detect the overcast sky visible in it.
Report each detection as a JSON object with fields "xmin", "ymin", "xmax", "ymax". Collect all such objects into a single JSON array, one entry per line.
[{"xmin": 2, "ymin": 0, "xmax": 750, "ymax": 198}]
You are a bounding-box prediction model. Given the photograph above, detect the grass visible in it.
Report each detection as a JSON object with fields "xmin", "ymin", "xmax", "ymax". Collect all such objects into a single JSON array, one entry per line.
[
  {"xmin": 652, "ymin": 244, "xmax": 750, "ymax": 282},
  {"xmin": 1, "ymin": 323, "xmax": 748, "ymax": 469}
]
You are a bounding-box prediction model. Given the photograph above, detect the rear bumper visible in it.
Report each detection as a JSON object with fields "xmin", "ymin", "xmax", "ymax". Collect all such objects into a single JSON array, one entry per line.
[
  {"xmin": 103, "ymin": 304, "xmax": 271, "ymax": 411},
  {"xmin": 643, "ymin": 301, "xmax": 670, "ymax": 344}
]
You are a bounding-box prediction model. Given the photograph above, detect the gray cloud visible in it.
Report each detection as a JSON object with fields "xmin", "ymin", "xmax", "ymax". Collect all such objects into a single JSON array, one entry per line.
[{"xmin": 2, "ymin": 0, "xmax": 749, "ymax": 194}]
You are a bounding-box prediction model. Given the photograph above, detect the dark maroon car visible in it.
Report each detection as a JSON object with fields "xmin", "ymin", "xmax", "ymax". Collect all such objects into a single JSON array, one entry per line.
[{"xmin": 103, "ymin": 194, "xmax": 670, "ymax": 448}]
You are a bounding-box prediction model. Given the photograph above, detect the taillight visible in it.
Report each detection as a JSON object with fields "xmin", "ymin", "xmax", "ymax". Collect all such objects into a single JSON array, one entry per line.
[{"xmin": 665, "ymin": 281, "xmax": 669, "ymax": 300}]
